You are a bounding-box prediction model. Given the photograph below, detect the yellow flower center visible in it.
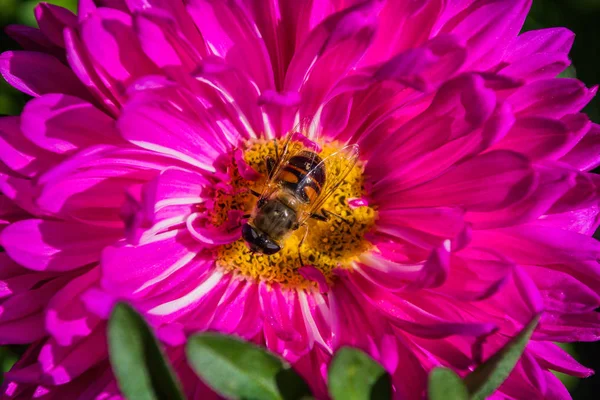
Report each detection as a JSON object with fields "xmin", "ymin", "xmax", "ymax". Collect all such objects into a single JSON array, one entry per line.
[{"xmin": 215, "ymin": 139, "xmax": 377, "ymax": 290}]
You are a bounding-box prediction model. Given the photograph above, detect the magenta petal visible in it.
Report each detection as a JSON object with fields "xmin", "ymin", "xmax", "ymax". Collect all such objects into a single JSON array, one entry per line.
[
  {"xmin": 101, "ymin": 230, "xmax": 203, "ymax": 297},
  {"xmin": 21, "ymin": 94, "xmax": 120, "ymax": 155},
  {"xmin": 258, "ymin": 90, "xmax": 302, "ymax": 107},
  {"xmin": 298, "ymin": 266, "xmax": 329, "ymax": 293},
  {"xmin": 408, "ymin": 244, "xmax": 450, "ymax": 289},
  {"xmin": 374, "ymin": 35, "xmax": 467, "ymax": 92},
  {"xmin": 186, "ymin": 0, "xmax": 274, "ymax": 90},
  {"xmin": 46, "ymin": 268, "xmax": 101, "ymax": 347},
  {"xmin": 117, "ymin": 85, "xmax": 231, "ymax": 173},
  {"xmin": 0, "ymin": 116, "xmax": 62, "ymax": 178},
  {"xmin": 63, "ymin": 27, "xmax": 120, "ymax": 115},
  {"xmin": 499, "ymin": 52, "xmax": 570, "ymax": 82},
  {"xmin": 526, "ymin": 265, "xmax": 600, "ymax": 314},
  {"xmin": 34, "ymin": 3, "xmax": 77, "ymax": 48},
  {"xmin": 442, "ymin": 249, "xmax": 514, "ymax": 301},
  {"xmin": 4, "ymin": 25, "xmax": 62, "ymax": 55},
  {"xmin": 133, "ymin": 9, "xmax": 203, "ymax": 72},
  {"xmin": 0, "ymin": 51, "xmax": 89, "ymax": 98},
  {"xmin": 391, "ymin": 151, "xmax": 535, "ymax": 212},
  {"xmin": 561, "ymin": 123, "xmax": 600, "ymax": 171},
  {"xmin": 81, "ymin": 287, "xmax": 117, "ymax": 320},
  {"xmin": 529, "ymin": 341, "xmax": 593, "ymax": 378},
  {"xmin": 80, "ymin": 8, "xmax": 158, "ymax": 88},
  {"xmin": 38, "ymin": 328, "xmax": 107, "ymax": 385},
  {"xmin": 234, "ymin": 149, "xmax": 260, "ymax": 181},
  {"xmin": 441, "ymin": 0, "xmax": 530, "ymax": 69},
  {"xmin": 508, "ymin": 78, "xmax": 597, "ymax": 118},
  {"xmin": 507, "ymin": 28, "xmax": 575, "ymax": 61},
  {"xmin": 1, "ymin": 219, "xmax": 119, "ymax": 272},
  {"xmin": 493, "ymin": 114, "xmax": 590, "ymax": 161}
]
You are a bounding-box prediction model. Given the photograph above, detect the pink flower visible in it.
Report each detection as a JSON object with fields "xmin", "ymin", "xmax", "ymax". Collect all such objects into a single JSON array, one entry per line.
[{"xmin": 1, "ymin": 0, "xmax": 599, "ymax": 399}]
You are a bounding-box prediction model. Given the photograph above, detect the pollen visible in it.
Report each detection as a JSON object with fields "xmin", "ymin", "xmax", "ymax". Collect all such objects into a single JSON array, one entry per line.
[{"xmin": 215, "ymin": 139, "xmax": 377, "ymax": 290}]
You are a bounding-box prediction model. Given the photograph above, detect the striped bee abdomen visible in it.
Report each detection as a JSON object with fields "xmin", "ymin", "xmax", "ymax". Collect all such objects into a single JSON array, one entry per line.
[{"xmin": 278, "ymin": 151, "xmax": 326, "ymax": 203}]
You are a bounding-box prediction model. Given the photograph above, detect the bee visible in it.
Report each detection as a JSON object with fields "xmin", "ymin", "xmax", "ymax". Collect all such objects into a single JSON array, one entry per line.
[{"xmin": 241, "ymin": 130, "xmax": 359, "ymax": 262}]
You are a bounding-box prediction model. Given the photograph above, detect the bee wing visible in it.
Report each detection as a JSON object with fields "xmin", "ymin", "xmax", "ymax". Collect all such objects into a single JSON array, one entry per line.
[{"xmin": 297, "ymin": 144, "xmax": 360, "ymax": 225}]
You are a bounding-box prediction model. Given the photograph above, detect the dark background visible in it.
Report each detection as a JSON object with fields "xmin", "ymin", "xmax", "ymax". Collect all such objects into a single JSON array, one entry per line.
[{"xmin": 1, "ymin": 0, "xmax": 599, "ymax": 397}]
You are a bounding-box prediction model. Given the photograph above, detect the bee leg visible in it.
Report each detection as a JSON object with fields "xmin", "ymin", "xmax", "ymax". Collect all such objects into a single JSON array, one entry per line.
[
  {"xmin": 249, "ymin": 189, "xmax": 261, "ymax": 198},
  {"xmin": 297, "ymin": 225, "xmax": 309, "ymax": 267},
  {"xmin": 273, "ymin": 138, "xmax": 280, "ymax": 162},
  {"xmin": 314, "ymin": 209, "xmax": 351, "ymax": 226},
  {"xmin": 310, "ymin": 211, "xmax": 328, "ymax": 222}
]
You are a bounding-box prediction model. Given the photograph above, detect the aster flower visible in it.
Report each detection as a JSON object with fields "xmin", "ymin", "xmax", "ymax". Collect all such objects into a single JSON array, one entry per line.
[{"xmin": 1, "ymin": 0, "xmax": 599, "ymax": 399}]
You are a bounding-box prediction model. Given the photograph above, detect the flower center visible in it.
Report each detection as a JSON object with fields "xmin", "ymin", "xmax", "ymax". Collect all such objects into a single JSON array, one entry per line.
[{"xmin": 215, "ymin": 139, "xmax": 377, "ymax": 290}]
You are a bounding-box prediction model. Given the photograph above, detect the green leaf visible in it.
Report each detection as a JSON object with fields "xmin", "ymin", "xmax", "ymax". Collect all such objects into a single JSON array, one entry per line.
[
  {"xmin": 328, "ymin": 348, "xmax": 391, "ymax": 400},
  {"xmin": 108, "ymin": 302, "xmax": 185, "ymax": 400},
  {"xmin": 186, "ymin": 333, "xmax": 311, "ymax": 400},
  {"xmin": 558, "ymin": 65, "xmax": 577, "ymax": 79},
  {"xmin": 464, "ymin": 314, "xmax": 541, "ymax": 400},
  {"xmin": 428, "ymin": 368, "xmax": 468, "ymax": 400}
]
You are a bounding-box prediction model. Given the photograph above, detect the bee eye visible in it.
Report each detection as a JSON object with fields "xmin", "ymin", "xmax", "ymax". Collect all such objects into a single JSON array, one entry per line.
[
  {"xmin": 262, "ymin": 239, "xmax": 281, "ymax": 255},
  {"xmin": 242, "ymin": 224, "xmax": 260, "ymax": 242}
]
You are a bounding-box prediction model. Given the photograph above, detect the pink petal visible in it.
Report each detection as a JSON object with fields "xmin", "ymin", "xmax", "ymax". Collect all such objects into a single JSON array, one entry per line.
[
  {"xmin": 526, "ymin": 265, "xmax": 600, "ymax": 314},
  {"xmin": 443, "ymin": 249, "xmax": 514, "ymax": 301},
  {"xmin": 209, "ymin": 279, "xmax": 261, "ymax": 338},
  {"xmin": 192, "ymin": 57, "xmax": 264, "ymax": 138},
  {"xmin": 21, "ymin": 94, "xmax": 121, "ymax": 155},
  {"xmin": 34, "ymin": 3, "xmax": 77, "ymax": 48},
  {"xmin": 560, "ymin": 123, "xmax": 600, "ymax": 171},
  {"xmin": 1, "ymin": 219, "xmax": 120, "ymax": 272},
  {"xmin": 285, "ymin": 1, "xmax": 380, "ymax": 119},
  {"xmin": 536, "ymin": 311, "xmax": 600, "ymax": 342},
  {"xmin": 349, "ymin": 273, "xmax": 497, "ymax": 339},
  {"xmin": 529, "ymin": 341, "xmax": 593, "ymax": 378},
  {"xmin": 466, "ymin": 163, "xmax": 576, "ymax": 229},
  {"xmin": 46, "ymin": 268, "xmax": 102, "ymax": 347},
  {"xmin": 80, "ymin": 8, "xmax": 158, "ymax": 89},
  {"xmin": 0, "ymin": 276, "xmax": 70, "ymax": 345},
  {"xmin": 388, "ymin": 151, "xmax": 535, "ymax": 212},
  {"xmin": 440, "ymin": 0, "xmax": 530, "ymax": 69},
  {"xmin": 186, "ymin": 0, "xmax": 274, "ymax": 90},
  {"xmin": 508, "ymin": 78, "xmax": 597, "ymax": 118},
  {"xmin": 367, "ymin": 74, "xmax": 515, "ymax": 189},
  {"xmin": 361, "ymin": 1, "xmax": 445, "ymax": 66},
  {"xmin": 0, "ymin": 51, "xmax": 89, "ymax": 98},
  {"xmin": 38, "ymin": 328, "xmax": 107, "ymax": 385},
  {"xmin": 376, "ymin": 207, "xmax": 466, "ymax": 249},
  {"xmin": 374, "ymin": 34, "xmax": 467, "ymax": 92},
  {"xmin": 4, "ymin": 25, "xmax": 62, "ymax": 55},
  {"xmin": 117, "ymin": 84, "xmax": 233, "ymax": 173},
  {"xmin": 471, "ymin": 225, "xmax": 600, "ymax": 291},
  {"xmin": 63, "ymin": 27, "xmax": 120, "ymax": 115},
  {"xmin": 493, "ymin": 114, "xmax": 590, "ymax": 161},
  {"xmin": 101, "ymin": 230, "xmax": 203, "ymax": 297},
  {"xmin": 141, "ymin": 269, "xmax": 230, "ymax": 325},
  {"xmin": 126, "ymin": 0, "xmax": 207, "ymax": 55},
  {"xmin": 133, "ymin": 8, "xmax": 204, "ymax": 72},
  {"xmin": 0, "ymin": 116, "xmax": 62, "ymax": 178},
  {"xmin": 507, "ymin": 28, "xmax": 575, "ymax": 61},
  {"xmin": 498, "ymin": 52, "xmax": 570, "ymax": 82},
  {"xmin": 234, "ymin": 149, "xmax": 260, "ymax": 181},
  {"xmin": 298, "ymin": 266, "xmax": 329, "ymax": 293}
]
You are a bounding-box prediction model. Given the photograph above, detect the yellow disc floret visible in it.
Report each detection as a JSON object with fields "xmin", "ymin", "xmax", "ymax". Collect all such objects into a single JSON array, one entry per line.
[{"xmin": 216, "ymin": 139, "xmax": 377, "ymax": 290}]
